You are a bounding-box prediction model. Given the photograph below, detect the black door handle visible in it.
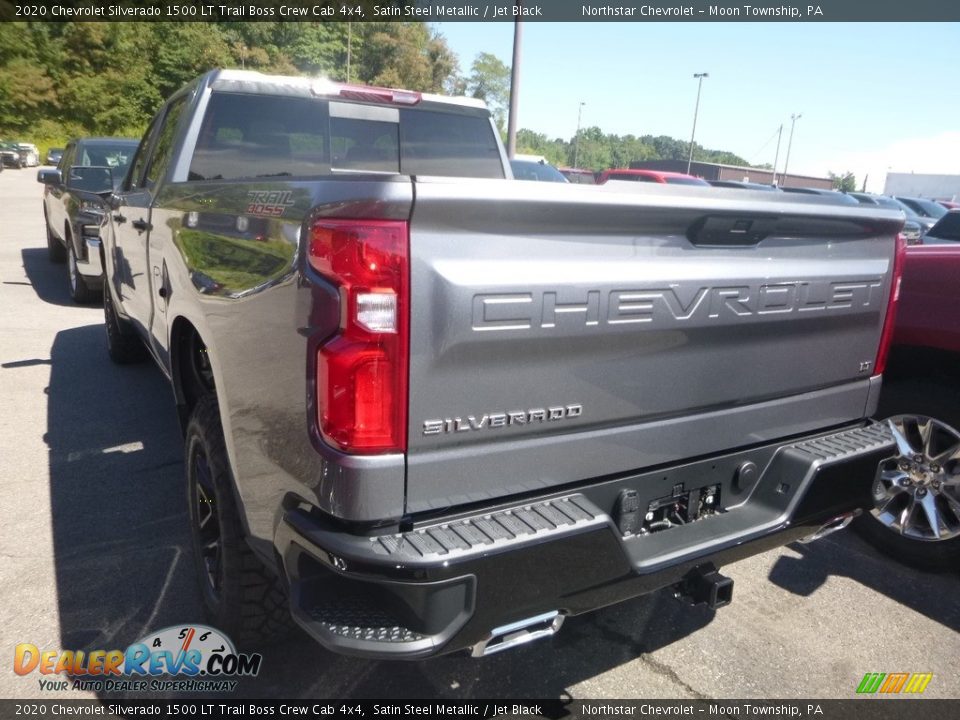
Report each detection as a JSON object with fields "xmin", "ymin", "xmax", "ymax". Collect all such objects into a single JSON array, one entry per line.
[
  {"xmin": 132, "ymin": 219, "xmax": 152, "ymax": 232},
  {"xmin": 113, "ymin": 214, "xmax": 126, "ymax": 223}
]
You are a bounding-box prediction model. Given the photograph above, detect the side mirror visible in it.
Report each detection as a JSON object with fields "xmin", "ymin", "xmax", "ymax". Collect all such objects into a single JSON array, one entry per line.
[{"xmin": 37, "ymin": 168, "xmax": 61, "ymax": 186}]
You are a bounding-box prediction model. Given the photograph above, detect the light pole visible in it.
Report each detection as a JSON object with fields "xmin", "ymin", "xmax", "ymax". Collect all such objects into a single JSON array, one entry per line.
[
  {"xmin": 686, "ymin": 72, "xmax": 708, "ymax": 175},
  {"xmin": 573, "ymin": 101, "xmax": 586, "ymax": 169},
  {"xmin": 506, "ymin": 7, "xmax": 523, "ymax": 159},
  {"xmin": 781, "ymin": 113, "xmax": 802, "ymax": 187},
  {"xmin": 771, "ymin": 124, "xmax": 783, "ymax": 186}
]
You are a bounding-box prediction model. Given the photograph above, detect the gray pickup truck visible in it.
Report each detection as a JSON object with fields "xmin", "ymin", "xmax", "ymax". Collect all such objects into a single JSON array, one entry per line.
[{"xmin": 100, "ymin": 69, "xmax": 915, "ymax": 659}]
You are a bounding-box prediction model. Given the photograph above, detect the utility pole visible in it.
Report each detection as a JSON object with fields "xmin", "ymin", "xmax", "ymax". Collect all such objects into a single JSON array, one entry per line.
[
  {"xmin": 346, "ymin": 23, "xmax": 352, "ymax": 83},
  {"xmin": 573, "ymin": 101, "xmax": 586, "ymax": 169},
  {"xmin": 771, "ymin": 124, "xmax": 783, "ymax": 186},
  {"xmin": 781, "ymin": 113, "xmax": 802, "ymax": 187},
  {"xmin": 686, "ymin": 72, "xmax": 708, "ymax": 175},
  {"xmin": 506, "ymin": 7, "xmax": 523, "ymax": 159}
]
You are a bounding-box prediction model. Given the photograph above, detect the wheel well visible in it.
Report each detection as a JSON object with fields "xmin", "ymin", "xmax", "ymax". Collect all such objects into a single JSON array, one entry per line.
[{"xmin": 171, "ymin": 318, "xmax": 216, "ymax": 434}]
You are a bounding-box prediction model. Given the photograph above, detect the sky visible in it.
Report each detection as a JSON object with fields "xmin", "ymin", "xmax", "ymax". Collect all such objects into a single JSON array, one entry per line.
[{"xmin": 432, "ymin": 22, "xmax": 960, "ymax": 192}]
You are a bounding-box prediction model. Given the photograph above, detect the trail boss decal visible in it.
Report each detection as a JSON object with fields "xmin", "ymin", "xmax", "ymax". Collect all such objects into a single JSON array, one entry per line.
[{"xmin": 246, "ymin": 190, "xmax": 295, "ymax": 217}]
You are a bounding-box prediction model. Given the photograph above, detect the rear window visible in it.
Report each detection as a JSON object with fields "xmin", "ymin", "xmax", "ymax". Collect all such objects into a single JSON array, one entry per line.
[
  {"xmin": 189, "ymin": 92, "xmax": 503, "ymax": 181},
  {"xmin": 400, "ymin": 109, "xmax": 503, "ymax": 178},
  {"xmin": 77, "ymin": 142, "xmax": 136, "ymax": 177},
  {"xmin": 190, "ymin": 93, "xmax": 329, "ymax": 181}
]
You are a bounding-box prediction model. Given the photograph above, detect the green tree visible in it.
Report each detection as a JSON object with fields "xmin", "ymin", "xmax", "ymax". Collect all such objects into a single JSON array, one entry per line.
[
  {"xmin": 465, "ymin": 52, "xmax": 510, "ymax": 130},
  {"xmin": 354, "ymin": 23, "xmax": 456, "ymax": 93},
  {"xmin": 829, "ymin": 171, "xmax": 857, "ymax": 192}
]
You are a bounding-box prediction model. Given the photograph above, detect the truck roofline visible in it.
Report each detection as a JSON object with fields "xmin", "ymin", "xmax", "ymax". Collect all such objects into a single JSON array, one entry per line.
[{"xmin": 203, "ymin": 68, "xmax": 488, "ymax": 111}]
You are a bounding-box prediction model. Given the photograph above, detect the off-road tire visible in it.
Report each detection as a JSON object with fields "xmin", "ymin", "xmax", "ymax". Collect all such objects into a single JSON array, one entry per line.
[
  {"xmin": 103, "ymin": 278, "xmax": 147, "ymax": 363},
  {"xmin": 186, "ymin": 395, "xmax": 293, "ymax": 645}
]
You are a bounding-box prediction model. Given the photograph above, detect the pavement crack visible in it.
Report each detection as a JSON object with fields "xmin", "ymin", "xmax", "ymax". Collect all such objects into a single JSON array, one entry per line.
[{"xmin": 637, "ymin": 653, "xmax": 711, "ymax": 700}]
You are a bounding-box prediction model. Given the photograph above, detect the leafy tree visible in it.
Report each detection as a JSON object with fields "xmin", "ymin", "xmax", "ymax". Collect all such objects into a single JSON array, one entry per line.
[
  {"xmin": 0, "ymin": 19, "xmax": 760, "ymax": 177},
  {"xmin": 829, "ymin": 171, "xmax": 857, "ymax": 192},
  {"xmin": 0, "ymin": 56, "xmax": 57, "ymax": 132},
  {"xmin": 353, "ymin": 23, "xmax": 456, "ymax": 93},
  {"xmin": 466, "ymin": 52, "xmax": 510, "ymax": 130}
]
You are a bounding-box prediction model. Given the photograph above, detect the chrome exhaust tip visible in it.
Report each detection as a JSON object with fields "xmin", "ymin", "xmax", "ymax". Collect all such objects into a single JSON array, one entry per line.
[
  {"xmin": 470, "ymin": 610, "xmax": 564, "ymax": 657},
  {"xmin": 798, "ymin": 510, "xmax": 859, "ymax": 544}
]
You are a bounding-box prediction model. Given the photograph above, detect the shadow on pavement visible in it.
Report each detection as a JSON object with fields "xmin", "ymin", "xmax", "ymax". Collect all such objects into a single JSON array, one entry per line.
[
  {"xmin": 21, "ymin": 247, "xmax": 81, "ymax": 308},
  {"xmin": 46, "ymin": 324, "xmax": 193, "ymax": 673},
  {"xmin": 769, "ymin": 531, "xmax": 960, "ymax": 633},
  {"xmin": 45, "ymin": 323, "xmax": 719, "ymax": 700}
]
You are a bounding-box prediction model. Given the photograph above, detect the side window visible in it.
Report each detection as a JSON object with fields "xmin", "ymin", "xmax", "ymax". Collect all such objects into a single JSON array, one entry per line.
[
  {"xmin": 125, "ymin": 112, "xmax": 163, "ymax": 192},
  {"xmin": 144, "ymin": 96, "xmax": 188, "ymax": 189},
  {"xmin": 59, "ymin": 144, "xmax": 75, "ymax": 173}
]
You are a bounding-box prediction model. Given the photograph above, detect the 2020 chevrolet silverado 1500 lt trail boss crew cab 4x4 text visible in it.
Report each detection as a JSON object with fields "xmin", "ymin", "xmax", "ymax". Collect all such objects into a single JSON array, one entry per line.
[{"xmin": 99, "ymin": 69, "xmax": 937, "ymax": 658}]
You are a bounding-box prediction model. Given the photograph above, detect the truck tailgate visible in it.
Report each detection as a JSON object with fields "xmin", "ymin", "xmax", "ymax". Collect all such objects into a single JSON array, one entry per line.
[{"xmin": 405, "ymin": 179, "xmax": 903, "ymax": 514}]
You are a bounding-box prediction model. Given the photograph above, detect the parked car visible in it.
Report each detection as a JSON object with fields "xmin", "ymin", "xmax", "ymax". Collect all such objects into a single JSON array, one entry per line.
[
  {"xmin": 708, "ymin": 180, "xmax": 779, "ymax": 191},
  {"xmin": 46, "ymin": 147, "xmax": 64, "ymax": 166},
  {"xmin": 559, "ymin": 167, "xmax": 598, "ymax": 184},
  {"xmin": 937, "ymin": 200, "xmax": 960, "ymax": 210},
  {"xmin": 848, "ymin": 193, "xmax": 924, "ymax": 244},
  {"xmin": 510, "ymin": 157, "xmax": 569, "ymax": 183},
  {"xmin": 0, "ymin": 141, "xmax": 23, "ymax": 168},
  {"xmin": 597, "ymin": 168, "xmax": 710, "ymax": 186},
  {"xmin": 895, "ymin": 196, "xmax": 949, "ymax": 222},
  {"xmin": 17, "ymin": 143, "xmax": 39, "ymax": 167},
  {"xmin": 37, "ymin": 137, "xmax": 139, "ymax": 303},
  {"xmin": 779, "ymin": 187, "xmax": 861, "ymax": 205},
  {"xmin": 855, "ymin": 238, "xmax": 960, "ymax": 570},
  {"xmin": 101, "ymin": 68, "xmax": 913, "ymax": 659}
]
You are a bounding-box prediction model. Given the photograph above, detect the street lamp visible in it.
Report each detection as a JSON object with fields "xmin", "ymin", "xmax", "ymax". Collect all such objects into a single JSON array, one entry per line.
[
  {"xmin": 771, "ymin": 124, "xmax": 783, "ymax": 186},
  {"xmin": 781, "ymin": 113, "xmax": 802, "ymax": 187},
  {"xmin": 573, "ymin": 101, "xmax": 586, "ymax": 169},
  {"xmin": 686, "ymin": 72, "xmax": 708, "ymax": 175}
]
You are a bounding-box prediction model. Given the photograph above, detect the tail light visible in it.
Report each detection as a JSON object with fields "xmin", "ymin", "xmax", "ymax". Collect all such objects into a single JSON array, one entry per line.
[
  {"xmin": 309, "ymin": 219, "xmax": 409, "ymax": 453},
  {"xmin": 874, "ymin": 233, "xmax": 907, "ymax": 376}
]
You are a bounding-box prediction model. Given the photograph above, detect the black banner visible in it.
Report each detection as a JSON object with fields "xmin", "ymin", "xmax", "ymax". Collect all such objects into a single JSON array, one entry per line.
[
  {"xmin": 1, "ymin": 700, "xmax": 960, "ymax": 720},
  {"xmin": 2, "ymin": 0, "xmax": 960, "ymax": 23}
]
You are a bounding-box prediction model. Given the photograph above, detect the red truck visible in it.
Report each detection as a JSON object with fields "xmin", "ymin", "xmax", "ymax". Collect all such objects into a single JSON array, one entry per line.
[{"xmin": 857, "ymin": 218, "xmax": 960, "ymax": 570}]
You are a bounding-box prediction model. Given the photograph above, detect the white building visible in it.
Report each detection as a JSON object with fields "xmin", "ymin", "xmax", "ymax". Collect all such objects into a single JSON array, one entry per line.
[{"xmin": 883, "ymin": 173, "xmax": 960, "ymax": 201}]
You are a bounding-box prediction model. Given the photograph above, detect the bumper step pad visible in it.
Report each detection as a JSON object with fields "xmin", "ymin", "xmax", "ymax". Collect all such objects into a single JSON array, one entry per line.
[{"xmin": 368, "ymin": 495, "xmax": 602, "ymax": 561}]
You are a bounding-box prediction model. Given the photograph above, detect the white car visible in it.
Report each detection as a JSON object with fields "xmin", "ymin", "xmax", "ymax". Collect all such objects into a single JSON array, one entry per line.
[{"xmin": 17, "ymin": 143, "xmax": 39, "ymax": 167}]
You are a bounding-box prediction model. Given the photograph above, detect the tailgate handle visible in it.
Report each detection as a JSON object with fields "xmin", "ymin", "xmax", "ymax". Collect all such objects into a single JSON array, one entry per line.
[{"xmin": 688, "ymin": 215, "xmax": 775, "ymax": 247}]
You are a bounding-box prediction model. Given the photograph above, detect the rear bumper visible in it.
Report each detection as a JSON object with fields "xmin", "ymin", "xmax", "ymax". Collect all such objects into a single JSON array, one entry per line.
[{"xmin": 275, "ymin": 421, "xmax": 894, "ymax": 659}]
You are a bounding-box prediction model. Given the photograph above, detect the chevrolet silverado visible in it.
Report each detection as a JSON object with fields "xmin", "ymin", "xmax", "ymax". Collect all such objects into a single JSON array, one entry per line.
[{"xmin": 98, "ymin": 69, "xmax": 933, "ymax": 658}]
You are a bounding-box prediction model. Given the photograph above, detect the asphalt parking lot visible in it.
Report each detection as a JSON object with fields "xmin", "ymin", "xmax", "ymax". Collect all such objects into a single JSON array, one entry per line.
[{"xmin": 1, "ymin": 167, "xmax": 958, "ymax": 702}]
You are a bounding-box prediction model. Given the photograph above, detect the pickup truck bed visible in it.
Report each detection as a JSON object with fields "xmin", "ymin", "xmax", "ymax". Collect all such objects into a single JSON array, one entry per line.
[{"xmin": 100, "ymin": 69, "xmax": 911, "ymax": 659}]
